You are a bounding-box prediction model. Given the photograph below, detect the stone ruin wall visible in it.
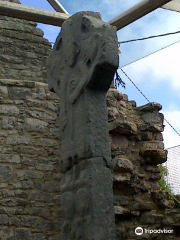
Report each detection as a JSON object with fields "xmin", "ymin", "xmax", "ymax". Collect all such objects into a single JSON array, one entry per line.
[
  {"xmin": 0, "ymin": 6, "xmax": 180, "ymax": 240},
  {"xmin": 0, "ymin": 79, "xmax": 61, "ymax": 240},
  {"xmin": 0, "ymin": 6, "xmax": 51, "ymax": 82},
  {"xmin": 0, "ymin": 78, "xmax": 180, "ymax": 239},
  {"xmin": 107, "ymin": 90, "xmax": 180, "ymax": 240}
]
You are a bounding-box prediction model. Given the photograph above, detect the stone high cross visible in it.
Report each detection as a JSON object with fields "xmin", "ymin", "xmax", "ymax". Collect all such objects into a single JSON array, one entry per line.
[{"xmin": 47, "ymin": 11, "xmax": 119, "ymax": 240}]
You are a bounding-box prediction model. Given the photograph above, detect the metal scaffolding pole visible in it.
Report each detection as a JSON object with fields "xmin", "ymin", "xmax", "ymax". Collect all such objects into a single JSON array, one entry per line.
[
  {"xmin": 47, "ymin": 0, "xmax": 69, "ymax": 15},
  {"xmin": 109, "ymin": 0, "xmax": 172, "ymax": 30},
  {"xmin": 0, "ymin": 1, "xmax": 69, "ymax": 26},
  {"xmin": 162, "ymin": 0, "xmax": 180, "ymax": 13},
  {"xmin": 0, "ymin": 0, "xmax": 175, "ymax": 30}
]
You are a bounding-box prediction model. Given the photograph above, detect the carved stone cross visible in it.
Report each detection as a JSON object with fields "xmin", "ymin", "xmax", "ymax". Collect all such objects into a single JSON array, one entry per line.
[{"xmin": 47, "ymin": 11, "xmax": 119, "ymax": 240}]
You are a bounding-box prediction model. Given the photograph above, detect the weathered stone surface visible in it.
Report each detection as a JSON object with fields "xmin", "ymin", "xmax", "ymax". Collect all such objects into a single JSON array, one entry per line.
[
  {"xmin": 0, "ymin": 0, "xmax": 51, "ymax": 82},
  {"xmin": 114, "ymin": 205, "xmax": 130, "ymax": 216},
  {"xmin": 140, "ymin": 131, "xmax": 153, "ymax": 140},
  {"xmin": 0, "ymin": 105, "xmax": 19, "ymax": 115},
  {"xmin": 114, "ymin": 196, "xmax": 130, "ymax": 206},
  {"xmin": 140, "ymin": 211, "xmax": 163, "ymax": 224},
  {"xmin": 24, "ymin": 118, "xmax": 48, "ymax": 132},
  {"xmin": 106, "ymin": 88, "xmax": 180, "ymax": 239},
  {"xmin": 0, "ymin": 154, "xmax": 20, "ymax": 163},
  {"xmin": 47, "ymin": 11, "xmax": 119, "ymax": 170},
  {"xmin": 0, "ymin": 86, "xmax": 8, "ymax": 98},
  {"xmin": 33, "ymin": 233, "xmax": 47, "ymax": 240},
  {"xmin": 0, "ymin": 165, "xmax": 13, "ymax": 181},
  {"xmin": 26, "ymin": 109, "xmax": 57, "ymax": 121},
  {"xmin": 47, "ymin": 12, "xmax": 118, "ymax": 240},
  {"xmin": 140, "ymin": 149, "xmax": 167, "ymax": 164},
  {"xmin": 113, "ymin": 157, "xmax": 133, "ymax": 172},
  {"xmin": 113, "ymin": 172, "xmax": 131, "ymax": 184},
  {"xmin": 0, "ymin": 228, "xmax": 14, "ymax": 240},
  {"xmin": 0, "ymin": 214, "xmax": 9, "ymax": 225},
  {"xmin": 0, "ymin": 78, "xmax": 61, "ymax": 239},
  {"xmin": 129, "ymin": 200, "xmax": 154, "ymax": 211},
  {"xmin": 136, "ymin": 102, "xmax": 162, "ymax": 112},
  {"xmin": 61, "ymin": 158, "xmax": 116, "ymax": 240},
  {"xmin": 109, "ymin": 120, "xmax": 138, "ymax": 135},
  {"xmin": 140, "ymin": 112, "xmax": 164, "ymax": 132},
  {"xmin": 142, "ymin": 112, "xmax": 163, "ymax": 124},
  {"xmin": 107, "ymin": 89, "xmax": 123, "ymax": 102},
  {"xmin": 2, "ymin": 116, "xmax": 16, "ymax": 129},
  {"xmin": 8, "ymin": 87, "xmax": 31, "ymax": 100},
  {"xmin": 6, "ymin": 136, "xmax": 31, "ymax": 145},
  {"xmin": 14, "ymin": 229, "xmax": 32, "ymax": 240}
]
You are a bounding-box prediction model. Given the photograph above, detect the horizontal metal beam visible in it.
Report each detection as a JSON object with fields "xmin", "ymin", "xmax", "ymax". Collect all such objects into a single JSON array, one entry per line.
[
  {"xmin": 47, "ymin": 0, "xmax": 69, "ymax": 15},
  {"xmin": 109, "ymin": 0, "xmax": 172, "ymax": 30},
  {"xmin": 162, "ymin": 0, "xmax": 180, "ymax": 13},
  {"xmin": 0, "ymin": 0, "xmax": 175, "ymax": 30},
  {"xmin": 0, "ymin": 1, "xmax": 69, "ymax": 26}
]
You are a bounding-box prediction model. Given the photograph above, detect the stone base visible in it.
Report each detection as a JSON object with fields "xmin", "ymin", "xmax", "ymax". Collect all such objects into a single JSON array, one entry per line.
[{"xmin": 61, "ymin": 157, "xmax": 116, "ymax": 240}]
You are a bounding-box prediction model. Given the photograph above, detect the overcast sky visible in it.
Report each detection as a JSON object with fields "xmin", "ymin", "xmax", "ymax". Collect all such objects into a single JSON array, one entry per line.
[{"xmin": 21, "ymin": 0, "xmax": 180, "ymax": 148}]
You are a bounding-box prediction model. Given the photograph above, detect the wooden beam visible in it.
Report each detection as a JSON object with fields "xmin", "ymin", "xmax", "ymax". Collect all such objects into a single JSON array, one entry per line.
[
  {"xmin": 162, "ymin": 0, "xmax": 180, "ymax": 13},
  {"xmin": 109, "ymin": 0, "xmax": 172, "ymax": 30},
  {"xmin": 0, "ymin": 1, "xmax": 69, "ymax": 26},
  {"xmin": 47, "ymin": 0, "xmax": 69, "ymax": 15}
]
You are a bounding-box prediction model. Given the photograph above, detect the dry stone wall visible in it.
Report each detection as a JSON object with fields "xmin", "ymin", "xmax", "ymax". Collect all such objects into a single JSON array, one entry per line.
[
  {"xmin": 107, "ymin": 89, "xmax": 180, "ymax": 240},
  {"xmin": 0, "ymin": 0, "xmax": 51, "ymax": 82},
  {"xmin": 0, "ymin": 79, "xmax": 61, "ymax": 240}
]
